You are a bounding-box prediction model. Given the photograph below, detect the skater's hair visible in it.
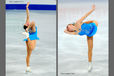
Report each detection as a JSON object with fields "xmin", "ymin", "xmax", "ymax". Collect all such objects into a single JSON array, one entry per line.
[
  {"xmin": 66, "ymin": 25, "xmax": 70, "ymax": 31},
  {"xmin": 66, "ymin": 24, "xmax": 74, "ymax": 32},
  {"xmin": 23, "ymin": 25, "xmax": 28, "ymax": 30}
]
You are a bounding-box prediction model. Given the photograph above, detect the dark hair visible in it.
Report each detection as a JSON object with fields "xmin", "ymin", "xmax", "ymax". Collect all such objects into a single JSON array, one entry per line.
[{"xmin": 23, "ymin": 25, "xmax": 27, "ymax": 30}]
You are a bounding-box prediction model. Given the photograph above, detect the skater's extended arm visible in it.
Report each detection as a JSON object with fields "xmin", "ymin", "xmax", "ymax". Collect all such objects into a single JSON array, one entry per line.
[
  {"xmin": 76, "ymin": 5, "xmax": 95, "ymax": 24},
  {"xmin": 26, "ymin": 2, "xmax": 30, "ymax": 23},
  {"xmin": 64, "ymin": 29, "xmax": 78, "ymax": 35}
]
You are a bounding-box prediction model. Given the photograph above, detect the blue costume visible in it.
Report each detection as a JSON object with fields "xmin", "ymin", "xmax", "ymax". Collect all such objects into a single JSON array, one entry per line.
[
  {"xmin": 78, "ymin": 23, "xmax": 97, "ymax": 37},
  {"xmin": 24, "ymin": 26, "xmax": 39, "ymax": 41}
]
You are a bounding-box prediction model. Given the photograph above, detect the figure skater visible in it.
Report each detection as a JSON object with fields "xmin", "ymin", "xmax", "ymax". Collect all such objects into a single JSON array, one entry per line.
[
  {"xmin": 64, "ymin": 5, "xmax": 98, "ymax": 72},
  {"xmin": 22, "ymin": 2, "xmax": 39, "ymax": 72}
]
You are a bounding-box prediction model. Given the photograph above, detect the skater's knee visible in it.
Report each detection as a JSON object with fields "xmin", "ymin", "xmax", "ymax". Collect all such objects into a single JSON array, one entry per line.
[
  {"xmin": 31, "ymin": 21, "xmax": 35, "ymax": 25},
  {"xmin": 93, "ymin": 20, "xmax": 98, "ymax": 26},
  {"xmin": 30, "ymin": 21, "xmax": 35, "ymax": 27}
]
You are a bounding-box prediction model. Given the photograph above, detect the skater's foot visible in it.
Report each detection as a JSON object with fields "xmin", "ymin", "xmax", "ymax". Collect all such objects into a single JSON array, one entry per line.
[
  {"xmin": 88, "ymin": 62, "xmax": 92, "ymax": 72},
  {"xmin": 26, "ymin": 67, "xmax": 32, "ymax": 73}
]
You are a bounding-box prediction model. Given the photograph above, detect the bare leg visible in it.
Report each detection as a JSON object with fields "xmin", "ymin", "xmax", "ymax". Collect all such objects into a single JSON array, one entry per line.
[
  {"xmin": 87, "ymin": 36, "xmax": 93, "ymax": 62},
  {"xmin": 25, "ymin": 38, "xmax": 36, "ymax": 72},
  {"xmin": 26, "ymin": 46, "xmax": 32, "ymax": 67},
  {"xmin": 87, "ymin": 36, "xmax": 93, "ymax": 72},
  {"xmin": 26, "ymin": 38, "xmax": 36, "ymax": 66},
  {"xmin": 27, "ymin": 38, "xmax": 36, "ymax": 50},
  {"xmin": 26, "ymin": 42, "xmax": 29, "ymax": 67}
]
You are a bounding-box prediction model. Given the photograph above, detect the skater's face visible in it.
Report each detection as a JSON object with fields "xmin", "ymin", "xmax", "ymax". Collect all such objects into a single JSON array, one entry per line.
[{"xmin": 67, "ymin": 24, "xmax": 76, "ymax": 32}]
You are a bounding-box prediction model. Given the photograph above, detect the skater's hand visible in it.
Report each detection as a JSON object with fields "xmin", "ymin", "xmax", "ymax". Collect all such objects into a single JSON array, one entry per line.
[
  {"xmin": 92, "ymin": 4, "xmax": 95, "ymax": 10},
  {"xmin": 26, "ymin": 2, "xmax": 30, "ymax": 8}
]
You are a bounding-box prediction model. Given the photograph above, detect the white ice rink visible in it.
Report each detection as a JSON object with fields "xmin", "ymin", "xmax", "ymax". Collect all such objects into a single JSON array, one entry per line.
[{"xmin": 58, "ymin": 2, "xmax": 108, "ymax": 76}]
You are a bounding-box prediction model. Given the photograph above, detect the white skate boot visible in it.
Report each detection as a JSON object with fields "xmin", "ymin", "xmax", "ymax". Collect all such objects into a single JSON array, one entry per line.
[{"xmin": 88, "ymin": 62, "xmax": 92, "ymax": 72}]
